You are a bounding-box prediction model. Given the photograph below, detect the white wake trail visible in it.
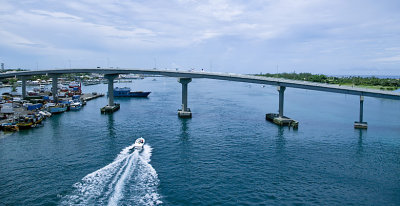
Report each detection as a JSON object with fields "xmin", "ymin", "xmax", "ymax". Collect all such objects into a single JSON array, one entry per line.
[
  {"xmin": 124, "ymin": 145, "xmax": 162, "ymax": 206},
  {"xmin": 60, "ymin": 144, "xmax": 162, "ymax": 206},
  {"xmin": 108, "ymin": 152, "xmax": 137, "ymax": 205}
]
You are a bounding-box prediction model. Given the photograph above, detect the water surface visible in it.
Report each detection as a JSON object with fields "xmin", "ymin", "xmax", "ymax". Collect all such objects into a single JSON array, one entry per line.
[{"xmin": 0, "ymin": 77, "xmax": 399, "ymax": 205}]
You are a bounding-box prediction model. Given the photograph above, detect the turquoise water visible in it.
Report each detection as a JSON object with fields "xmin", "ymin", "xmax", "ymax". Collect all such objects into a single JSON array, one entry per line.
[{"xmin": 0, "ymin": 77, "xmax": 399, "ymax": 205}]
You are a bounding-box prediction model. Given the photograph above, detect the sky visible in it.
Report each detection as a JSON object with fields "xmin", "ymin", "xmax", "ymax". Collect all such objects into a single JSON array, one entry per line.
[{"xmin": 0, "ymin": 0, "xmax": 399, "ymax": 75}]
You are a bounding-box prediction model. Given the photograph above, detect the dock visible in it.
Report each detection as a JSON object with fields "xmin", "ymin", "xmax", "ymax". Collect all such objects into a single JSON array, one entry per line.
[{"xmin": 81, "ymin": 93, "xmax": 104, "ymax": 101}]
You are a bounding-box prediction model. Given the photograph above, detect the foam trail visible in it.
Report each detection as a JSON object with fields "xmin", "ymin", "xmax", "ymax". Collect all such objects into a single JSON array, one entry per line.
[
  {"xmin": 60, "ymin": 144, "xmax": 162, "ymax": 206},
  {"xmin": 108, "ymin": 152, "xmax": 137, "ymax": 205},
  {"xmin": 124, "ymin": 145, "xmax": 163, "ymax": 205},
  {"xmin": 100, "ymin": 150, "xmax": 137, "ymax": 204}
]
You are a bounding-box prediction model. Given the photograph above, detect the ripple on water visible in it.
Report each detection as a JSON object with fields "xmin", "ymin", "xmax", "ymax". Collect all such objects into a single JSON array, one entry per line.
[{"xmin": 0, "ymin": 79, "xmax": 399, "ymax": 205}]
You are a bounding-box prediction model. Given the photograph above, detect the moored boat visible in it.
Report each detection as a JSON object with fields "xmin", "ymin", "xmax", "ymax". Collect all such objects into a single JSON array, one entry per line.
[
  {"xmin": 39, "ymin": 111, "xmax": 52, "ymax": 117},
  {"xmin": 1, "ymin": 123, "xmax": 19, "ymax": 132},
  {"xmin": 70, "ymin": 102, "xmax": 82, "ymax": 110},
  {"xmin": 16, "ymin": 116, "xmax": 34, "ymax": 129},
  {"xmin": 48, "ymin": 104, "xmax": 67, "ymax": 114},
  {"xmin": 33, "ymin": 114, "xmax": 45, "ymax": 125}
]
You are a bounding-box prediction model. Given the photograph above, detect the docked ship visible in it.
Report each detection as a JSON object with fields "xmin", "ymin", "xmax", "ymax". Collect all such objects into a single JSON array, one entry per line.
[{"xmin": 113, "ymin": 87, "xmax": 151, "ymax": 97}]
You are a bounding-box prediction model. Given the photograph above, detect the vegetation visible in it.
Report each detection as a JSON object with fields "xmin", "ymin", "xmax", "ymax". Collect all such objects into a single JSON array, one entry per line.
[
  {"xmin": 256, "ymin": 72, "xmax": 400, "ymax": 91},
  {"xmin": 0, "ymin": 68, "xmax": 26, "ymax": 73}
]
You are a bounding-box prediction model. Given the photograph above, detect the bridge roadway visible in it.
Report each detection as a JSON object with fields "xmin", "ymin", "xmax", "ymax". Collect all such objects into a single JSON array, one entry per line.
[
  {"xmin": 0, "ymin": 68, "xmax": 399, "ymax": 100},
  {"xmin": 1, "ymin": 68, "xmax": 399, "ymax": 128}
]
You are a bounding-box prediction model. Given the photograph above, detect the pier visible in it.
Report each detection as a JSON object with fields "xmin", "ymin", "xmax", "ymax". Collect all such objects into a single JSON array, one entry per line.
[
  {"xmin": 265, "ymin": 86, "xmax": 299, "ymax": 128},
  {"xmin": 178, "ymin": 78, "xmax": 192, "ymax": 118},
  {"xmin": 354, "ymin": 96, "xmax": 368, "ymax": 129},
  {"xmin": 1, "ymin": 68, "xmax": 400, "ymax": 129},
  {"xmin": 101, "ymin": 74, "xmax": 120, "ymax": 113}
]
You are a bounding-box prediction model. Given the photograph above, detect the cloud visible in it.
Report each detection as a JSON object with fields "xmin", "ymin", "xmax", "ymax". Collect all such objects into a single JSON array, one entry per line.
[
  {"xmin": 374, "ymin": 55, "xmax": 400, "ymax": 62},
  {"xmin": 0, "ymin": 0, "xmax": 399, "ymax": 74}
]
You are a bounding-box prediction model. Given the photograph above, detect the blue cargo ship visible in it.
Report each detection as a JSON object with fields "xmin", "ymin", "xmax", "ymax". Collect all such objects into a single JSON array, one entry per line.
[{"xmin": 113, "ymin": 87, "xmax": 151, "ymax": 97}]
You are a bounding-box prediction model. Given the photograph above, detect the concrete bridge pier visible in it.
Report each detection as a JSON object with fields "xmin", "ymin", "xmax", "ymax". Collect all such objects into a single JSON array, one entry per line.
[
  {"xmin": 101, "ymin": 74, "xmax": 120, "ymax": 113},
  {"xmin": 178, "ymin": 78, "xmax": 192, "ymax": 118},
  {"xmin": 354, "ymin": 96, "xmax": 368, "ymax": 129},
  {"xmin": 18, "ymin": 76, "xmax": 29, "ymax": 99},
  {"xmin": 266, "ymin": 86, "xmax": 298, "ymax": 128},
  {"xmin": 278, "ymin": 85, "xmax": 285, "ymax": 117},
  {"xmin": 49, "ymin": 74, "xmax": 61, "ymax": 103}
]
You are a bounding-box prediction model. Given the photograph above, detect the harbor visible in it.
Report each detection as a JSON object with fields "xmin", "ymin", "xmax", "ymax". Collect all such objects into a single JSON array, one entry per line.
[
  {"xmin": 0, "ymin": 72, "xmax": 154, "ymax": 132},
  {"xmin": 0, "ymin": 81, "xmax": 104, "ymax": 132}
]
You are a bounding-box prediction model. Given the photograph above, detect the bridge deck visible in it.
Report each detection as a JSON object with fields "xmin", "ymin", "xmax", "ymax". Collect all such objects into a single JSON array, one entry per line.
[{"xmin": 0, "ymin": 68, "xmax": 399, "ymax": 100}]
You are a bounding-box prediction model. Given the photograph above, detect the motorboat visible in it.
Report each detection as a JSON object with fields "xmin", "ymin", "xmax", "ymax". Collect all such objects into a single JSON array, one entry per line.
[
  {"xmin": 70, "ymin": 101, "xmax": 82, "ymax": 111},
  {"xmin": 134, "ymin": 137, "xmax": 145, "ymax": 150}
]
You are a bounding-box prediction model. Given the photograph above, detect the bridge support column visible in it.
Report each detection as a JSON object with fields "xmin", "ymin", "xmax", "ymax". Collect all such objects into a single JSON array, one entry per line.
[
  {"xmin": 278, "ymin": 86, "xmax": 285, "ymax": 118},
  {"xmin": 49, "ymin": 74, "xmax": 61, "ymax": 103},
  {"xmin": 178, "ymin": 78, "xmax": 192, "ymax": 118},
  {"xmin": 354, "ymin": 96, "xmax": 368, "ymax": 129},
  {"xmin": 19, "ymin": 76, "xmax": 29, "ymax": 99},
  {"xmin": 266, "ymin": 86, "xmax": 298, "ymax": 128},
  {"xmin": 101, "ymin": 74, "xmax": 120, "ymax": 113}
]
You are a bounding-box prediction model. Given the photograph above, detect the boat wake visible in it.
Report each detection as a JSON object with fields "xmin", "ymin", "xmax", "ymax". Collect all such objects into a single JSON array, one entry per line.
[{"xmin": 60, "ymin": 144, "xmax": 162, "ymax": 205}]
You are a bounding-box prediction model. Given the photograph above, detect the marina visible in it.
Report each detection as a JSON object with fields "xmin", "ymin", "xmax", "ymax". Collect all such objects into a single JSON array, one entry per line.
[{"xmin": 0, "ymin": 87, "xmax": 104, "ymax": 132}]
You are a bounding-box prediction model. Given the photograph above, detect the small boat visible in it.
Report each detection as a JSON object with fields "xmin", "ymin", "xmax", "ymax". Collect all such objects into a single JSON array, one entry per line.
[
  {"xmin": 70, "ymin": 103, "xmax": 81, "ymax": 110},
  {"xmin": 134, "ymin": 137, "xmax": 145, "ymax": 150},
  {"xmin": 1, "ymin": 123, "xmax": 19, "ymax": 132},
  {"xmin": 113, "ymin": 87, "xmax": 151, "ymax": 97},
  {"xmin": 48, "ymin": 104, "xmax": 67, "ymax": 114},
  {"xmin": 39, "ymin": 111, "xmax": 52, "ymax": 117},
  {"xmin": 33, "ymin": 114, "xmax": 45, "ymax": 125},
  {"xmin": 16, "ymin": 116, "xmax": 35, "ymax": 129},
  {"xmin": 69, "ymin": 101, "xmax": 82, "ymax": 111}
]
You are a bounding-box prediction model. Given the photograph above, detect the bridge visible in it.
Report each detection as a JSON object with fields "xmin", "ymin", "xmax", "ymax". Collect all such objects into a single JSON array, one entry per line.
[{"xmin": 1, "ymin": 68, "xmax": 399, "ymax": 128}]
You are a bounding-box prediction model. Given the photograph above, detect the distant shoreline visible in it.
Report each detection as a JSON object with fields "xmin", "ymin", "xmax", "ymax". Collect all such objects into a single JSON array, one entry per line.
[
  {"xmin": 255, "ymin": 72, "xmax": 400, "ymax": 91},
  {"xmin": 327, "ymin": 74, "xmax": 400, "ymax": 79}
]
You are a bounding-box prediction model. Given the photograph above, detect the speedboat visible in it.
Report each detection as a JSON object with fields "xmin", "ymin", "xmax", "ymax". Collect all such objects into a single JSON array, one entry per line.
[{"xmin": 134, "ymin": 137, "xmax": 145, "ymax": 150}]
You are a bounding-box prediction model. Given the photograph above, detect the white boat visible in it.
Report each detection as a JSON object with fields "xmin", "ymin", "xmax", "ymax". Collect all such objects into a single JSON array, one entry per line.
[
  {"xmin": 39, "ymin": 111, "xmax": 52, "ymax": 117},
  {"xmin": 134, "ymin": 137, "xmax": 145, "ymax": 150},
  {"xmin": 70, "ymin": 102, "xmax": 82, "ymax": 110}
]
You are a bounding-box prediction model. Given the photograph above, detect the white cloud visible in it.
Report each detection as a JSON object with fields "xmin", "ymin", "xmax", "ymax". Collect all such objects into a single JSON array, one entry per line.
[
  {"xmin": 374, "ymin": 55, "xmax": 400, "ymax": 62},
  {"xmin": 30, "ymin": 10, "xmax": 82, "ymax": 20},
  {"xmin": 0, "ymin": 0, "xmax": 399, "ymax": 73}
]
